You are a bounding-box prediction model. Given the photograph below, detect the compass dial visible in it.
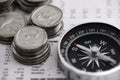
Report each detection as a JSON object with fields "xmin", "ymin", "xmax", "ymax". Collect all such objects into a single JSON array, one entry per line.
[{"xmin": 59, "ymin": 23, "xmax": 120, "ymax": 72}]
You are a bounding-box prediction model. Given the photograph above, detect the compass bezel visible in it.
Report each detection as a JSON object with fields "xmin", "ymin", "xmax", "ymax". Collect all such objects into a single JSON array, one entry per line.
[{"xmin": 58, "ymin": 22, "xmax": 120, "ymax": 76}]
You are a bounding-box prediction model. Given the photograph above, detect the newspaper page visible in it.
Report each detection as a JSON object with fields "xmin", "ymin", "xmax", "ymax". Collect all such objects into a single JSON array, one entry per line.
[{"xmin": 1, "ymin": 0, "xmax": 120, "ymax": 80}]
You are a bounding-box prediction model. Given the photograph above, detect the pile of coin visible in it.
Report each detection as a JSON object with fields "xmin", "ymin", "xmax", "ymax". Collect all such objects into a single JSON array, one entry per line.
[
  {"xmin": 16, "ymin": 0, "xmax": 52, "ymax": 12},
  {"xmin": 12, "ymin": 26, "xmax": 50, "ymax": 65},
  {"xmin": 0, "ymin": 0, "xmax": 15, "ymax": 13},
  {"xmin": 0, "ymin": 12, "xmax": 26, "ymax": 44},
  {"xmin": 31, "ymin": 4, "xmax": 64, "ymax": 38},
  {"xmin": 0, "ymin": 0, "xmax": 64, "ymax": 66}
]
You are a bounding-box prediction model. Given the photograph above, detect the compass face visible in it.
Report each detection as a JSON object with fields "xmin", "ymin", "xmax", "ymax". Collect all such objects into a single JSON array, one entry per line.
[{"xmin": 60, "ymin": 23, "xmax": 120, "ymax": 72}]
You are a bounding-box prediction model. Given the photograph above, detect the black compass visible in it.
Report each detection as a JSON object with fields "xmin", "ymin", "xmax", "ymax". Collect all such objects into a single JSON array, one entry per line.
[{"xmin": 59, "ymin": 23, "xmax": 120, "ymax": 73}]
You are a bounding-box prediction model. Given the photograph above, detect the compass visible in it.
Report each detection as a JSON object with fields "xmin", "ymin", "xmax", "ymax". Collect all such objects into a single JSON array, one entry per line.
[{"xmin": 58, "ymin": 22, "xmax": 120, "ymax": 80}]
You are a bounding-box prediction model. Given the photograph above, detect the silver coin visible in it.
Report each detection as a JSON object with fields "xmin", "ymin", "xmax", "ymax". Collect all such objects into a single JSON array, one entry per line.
[
  {"xmin": 17, "ymin": 0, "xmax": 35, "ymax": 12},
  {"xmin": 5, "ymin": 0, "xmax": 14, "ymax": 6},
  {"xmin": 0, "ymin": 38, "xmax": 12, "ymax": 45},
  {"xmin": 20, "ymin": 0, "xmax": 39, "ymax": 7},
  {"xmin": 0, "ymin": 35, "xmax": 13, "ymax": 44},
  {"xmin": 17, "ymin": 0, "xmax": 51, "ymax": 13},
  {"xmin": 13, "ymin": 49, "xmax": 50, "ymax": 65},
  {"xmin": 13, "ymin": 50, "xmax": 50, "ymax": 65},
  {"xmin": 0, "ymin": 5, "xmax": 14, "ymax": 14},
  {"xmin": 0, "ymin": 0, "xmax": 14, "ymax": 9},
  {"xmin": 0, "ymin": 35, "xmax": 13, "ymax": 41},
  {"xmin": 31, "ymin": 4, "xmax": 63, "ymax": 28},
  {"xmin": 25, "ymin": 0, "xmax": 47, "ymax": 3},
  {"xmin": 12, "ymin": 26, "xmax": 50, "ymax": 65},
  {"xmin": 48, "ymin": 21, "xmax": 64, "ymax": 38},
  {"xmin": 44, "ymin": 0, "xmax": 52, "ymax": 4},
  {"xmin": 0, "ymin": 0, "xmax": 15, "ymax": 11},
  {"xmin": 12, "ymin": 43, "xmax": 50, "ymax": 60},
  {"xmin": 0, "ymin": 12, "xmax": 25, "ymax": 37},
  {"xmin": 20, "ymin": 0, "xmax": 51, "ymax": 7},
  {"xmin": 0, "ymin": 0, "xmax": 9, "ymax": 7},
  {"xmin": 14, "ymin": 26, "xmax": 48, "ymax": 52},
  {"xmin": 12, "ymin": 44, "xmax": 50, "ymax": 65},
  {"xmin": 0, "ymin": 12, "xmax": 26, "ymax": 44},
  {"xmin": 12, "ymin": 41, "xmax": 49, "ymax": 56}
]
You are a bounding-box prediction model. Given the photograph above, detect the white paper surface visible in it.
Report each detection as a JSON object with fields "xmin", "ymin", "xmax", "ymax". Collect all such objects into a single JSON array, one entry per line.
[{"xmin": 1, "ymin": 0, "xmax": 120, "ymax": 80}]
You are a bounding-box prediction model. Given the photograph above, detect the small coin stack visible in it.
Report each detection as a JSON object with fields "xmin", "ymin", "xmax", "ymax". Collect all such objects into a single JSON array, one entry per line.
[
  {"xmin": 0, "ymin": 0, "xmax": 14, "ymax": 13},
  {"xmin": 16, "ymin": 0, "xmax": 52, "ymax": 12},
  {"xmin": 0, "ymin": 12, "xmax": 26, "ymax": 44},
  {"xmin": 12, "ymin": 26, "xmax": 50, "ymax": 65},
  {"xmin": 31, "ymin": 4, "xmax": 64, "ymax": 38}
]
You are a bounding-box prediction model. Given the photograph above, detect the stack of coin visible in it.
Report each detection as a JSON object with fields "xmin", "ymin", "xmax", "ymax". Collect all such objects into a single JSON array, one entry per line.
[
  {"xmin": 12, "ymin": 26, "xmax": 50, "ymax": 65},
  {"xmin": 0, "ymin": 0, "xmax": 15, "ymax": 13},
  {"xmin": 0, "ymin": 12, "xmax": 26, "ymax": 44},
  {"xmin": 31, "ymin": 4, "xmax": 64, "ymax": 38},
  {"xmin": 16, "ymin": 0, "xmax": 52, "ymax": 12}
]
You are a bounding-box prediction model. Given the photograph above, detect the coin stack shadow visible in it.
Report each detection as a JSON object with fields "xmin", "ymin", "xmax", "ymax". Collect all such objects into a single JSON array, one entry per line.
[
  {"xmin": 0, "ymin": 0, "xmax": 15, "ymax": 13},
  {"xmin": 31, "ymin": 4, "xmax": 64, "ymax": 38},
  {"xmin": 11, "ymin": 26, "xmax": 50, "ymax": 65},
  {"xmin": 16, "ymin": 0, "xmax": 52, "ymax": 12}
]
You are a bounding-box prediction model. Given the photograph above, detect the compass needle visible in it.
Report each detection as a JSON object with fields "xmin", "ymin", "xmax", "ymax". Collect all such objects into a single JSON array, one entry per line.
[
  {"xmin": 87, "ymin": 59, "xmax": 93, "ymax": 67},
  {"xmin": 75, "ymin": 43, "xmax": 91, "ymax": 53},
  {"xmin": 81, "ymin": 59, "xmax": 89, "ymax": 65},
  {"xmin": 97, "ymin": 52, "xmax": 117, "ymax": 64},
  {"xmin": 100, "ymin": 48, "xmax": 107, "ymax": 52},
  {"xmin": 80, "ymin": 50, "xmax": 90, "ymax": 55},
  {"xmin": 79, "ymin": 56, "xmax": 89, "ymax": 60},
  {"xmin": 101, "ymin": 52, "xmax": 110, "ymax": 55},
  {"xmin": 98, "ymin": 46, "xmax": 102, "ymax": 50},
  {"xmin": 95, "ymin": 59, "xmax": 100, "ymax": 68}
]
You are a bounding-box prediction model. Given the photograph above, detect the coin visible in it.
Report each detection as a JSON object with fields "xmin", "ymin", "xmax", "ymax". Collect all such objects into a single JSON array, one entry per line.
[
  {"xmin": 12, "ymin": 41, "xmax": 49, "ymax": 56},
  {"xmin": 12, "ymin": 26, "xmax": 50, "ymax": 65},
  {"xmin": 47, "ymin": 21, "xmax": 64, "ymax": 38},
  {"xmin": 16, "ymin": 0, "xmax": 35, "ymax": 12},
  {"xmin": 14, "ymin": 26, "xmax": 48, "ymax": 52},
  {"xmin": 17, "ymin": 0, "xmax": 52, "ymax": 12},
  {"xmin": 0, "ymin": 0, "xmax": 14, "ymax": 13},
  {"xmin": 31, "ymin": 4, "xmax": 63, "ymax": 28},
  {"xmin": 0, "ymin": 12, "xmax": 26, "ymax": 44},
  {"xmin": 12, "ymin": 47, "xmax": 50, "ymax": 65},
  {"xmin": 12, "ymin": 43, "xmax": 50, "ymax": 60},
  {"xmin": 31, "ymin": 4, "xmax": 63, "ymax": 38},
  {"xmin": 13, "ymin": 49, "xmax": 50, "ymax": 65},
  {"xmin": 25, "ymin": 0, "xmax": 47, "ymax": 3}
]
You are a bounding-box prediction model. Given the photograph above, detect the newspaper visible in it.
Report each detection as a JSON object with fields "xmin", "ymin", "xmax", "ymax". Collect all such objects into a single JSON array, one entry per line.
[{"xmin": 1, "ymin": 0, "xmax": 120, "ymax": 80}]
